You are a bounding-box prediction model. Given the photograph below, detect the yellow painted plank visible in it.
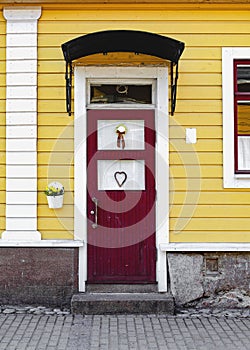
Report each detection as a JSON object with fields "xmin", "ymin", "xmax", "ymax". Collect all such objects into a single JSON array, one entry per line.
[
  {"xmin": 38, "ymin": 152, "xmax": 73, "ymax": 165},
  {"xmin": 179, "ymin": 73, "xmax": 221, "ymax": 86},
  {"xmin": 40, "ymin": 10, "xmax": 250, "ymax": 22},
  {"xmin": 38, "ymin": 73, "xmax": 65, "ymax": 87},
  {"xmin": 38, "ymin": 61, "xmax": 65, "ymax": 73},
  {"xmin": 170, "ymin": 165, "xmax": 221, "ymax": 178},
  {"xmin": 0, "ymin": 101, "xmax": 5, "ymax": 114},
  {"xmin": 0, "ymin": 152, "xmax": 5, "ymax": 164},
  {"xmin": 179, "ymin": 60, "xmax": 221, "ymax": 74},
  {"xmin": 169, "ymin": 231, "xmax": 250, "ymax": 243},
  {"xmin": 0, "ymin": 168, "xmax": 6, "ymax": 180},
  {"xmin": 0, "ymin": 87, "xmax": 5, "ymax": 99},
  {"xmin": 170, "ymin": 205, "xmax": 250, "ymax": 218},
  {"xmin": 39, "ymin": 48, "xmax": 63, "ymax": 60},
  {"xmin": 171, "ymin": 192, "xmax": 250, "ymax": 205},
  {"xmin": 170, "ymin": 152, "xmax": 222, "ymax": 165},
  {"xmin": 38, "ymin": 204, "xmax": 74, "ymax": 217},
  {"xmin": 177, "ymin": 86, "xmax": 222, "ymax": 100},
  {"xmin": 38, "ymin": 87, "xmax": 67, "ymax": 100},
  {"xmin": 39, "ymin": 34, "xmax": 74, "ymax": 46},
  {"xmin": 38, "ymin": 115, "xmax": 74, "ymax": 126},
  {"xmin": 0, "ymin": 178, "xmax": 5, "ymax": 190},
  {"xmin": 37, "ymin": 166, "xmax": 74, "ymax": 179},
  {"xmin": 170, "ymin": 114, "xmax": 222, "ymax": 126},
  {"xmin": 38, "ymin": 217, "xmax": 73, "ymax": 231},
  {"xmin": 169, "ymin": 126, "xmax": 222, "ymax": 139},
  {"xmin": 38, "ymin": 125, "xmax": 74, "ymax": 138},
  {"xmin": 174, "ymin": 100, "xmax": 221, "ymax": 113},
  {"xmin": 40, "ymin": 231, "xmax": 74, "ymax": 240},
  {"xmin": 175, "ymin": 33, "xmax": 250, "ymax": 47},
  {"xmin": 39, "ymin": 20, "xmax": 250, "ymax": 35},
  {"xmin": 170, "ymin": 139, "xmax": 222, "ymax": 152},
  {"xmin": 38, "ymin": 139, "xmax": 74, "ymax": 151},
  {"xmin": 0, "ymin": 190, "xmax": 6, "ymax": 205},
  {"xmin": 37, "ymin": 22, "xmax": 250, "ymax": 39},
  {"xmin": 170, "ymin": 178, "xmax": 223, "ymax": 191},
  {"xmin": 0, "ymin": 63, "xmax": 5, "ymax": 74},
  {"xmin": 170, "ymin": 217, "xmax": 250, "ymax": 231},
  {"xmin": 0, "ymin": 205, "xmax": 5, "ymax": 217},
  {"xmin": 38, "ymin": 100, "xmax": 70, "ymax": 113},
  {"xmin": 0, "ymin": 47, "xmax": 6, "ymax": 57},
  {"xmin": 182, "ymin": 48, "xmax": 221, "ymax": 60}
]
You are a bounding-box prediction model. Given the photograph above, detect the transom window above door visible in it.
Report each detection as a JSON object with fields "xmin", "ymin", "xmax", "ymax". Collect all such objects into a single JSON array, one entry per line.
[
  {"xmin": 87, "ymin": 79, "xmax": 156, "ymax": 107},
  {"xmin": 90, "ymin": 84, "xmax": 152, "ymax": 104}
]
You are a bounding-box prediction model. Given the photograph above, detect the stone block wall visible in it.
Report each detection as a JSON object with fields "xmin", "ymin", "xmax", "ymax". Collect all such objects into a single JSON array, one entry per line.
[
  {"xmin": 0, "ymin": 248, "xmax": 78, "ymax": 308},
  {"xmin": 167, "ymin": 252, "xmax": 250, "ymax": 307}
]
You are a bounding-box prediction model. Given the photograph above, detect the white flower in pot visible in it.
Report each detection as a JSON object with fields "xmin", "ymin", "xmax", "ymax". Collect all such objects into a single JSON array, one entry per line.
[{"xmin": 44, "ymin": 182, "xmax": 64, "ymax": 209}]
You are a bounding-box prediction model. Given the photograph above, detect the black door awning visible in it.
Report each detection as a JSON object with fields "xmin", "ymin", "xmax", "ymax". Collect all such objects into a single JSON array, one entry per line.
[{"xmin": 61, "ymin": 30, "xmax": 185, "ymax": 115}]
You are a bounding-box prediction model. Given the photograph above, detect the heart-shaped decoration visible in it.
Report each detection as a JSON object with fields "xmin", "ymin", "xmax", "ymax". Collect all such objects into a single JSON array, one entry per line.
[{"xmin": 114, "ymin": 171, "xmax": 127, "ymax": 188}]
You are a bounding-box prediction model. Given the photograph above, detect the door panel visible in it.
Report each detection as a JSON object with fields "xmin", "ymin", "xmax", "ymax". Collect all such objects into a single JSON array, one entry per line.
[{"xmin": 87, "ymin": 109, "xmax": 156, "ymax": 283}]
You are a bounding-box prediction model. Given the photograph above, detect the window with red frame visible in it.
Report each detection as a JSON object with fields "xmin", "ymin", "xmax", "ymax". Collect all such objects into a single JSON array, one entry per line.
[{"xmin": 234, "ymin": 60, "xmax": 250, "ymax": 173}]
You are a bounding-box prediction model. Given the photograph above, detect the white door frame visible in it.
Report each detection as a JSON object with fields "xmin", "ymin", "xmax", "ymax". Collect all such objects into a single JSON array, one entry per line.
[{"xmin": 74, "ymin": 67, "xmax": 169, "ymax": 292}]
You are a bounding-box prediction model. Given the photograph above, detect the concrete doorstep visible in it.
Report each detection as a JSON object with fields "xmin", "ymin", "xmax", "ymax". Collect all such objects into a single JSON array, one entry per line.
[{"xmin": 71, "ymin": 292, "xmax": 175, "ymax": 315}]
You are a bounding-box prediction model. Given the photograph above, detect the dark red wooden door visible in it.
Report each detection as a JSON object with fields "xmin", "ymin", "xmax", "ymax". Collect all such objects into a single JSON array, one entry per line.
[{"xmin": 87, "ymin": 109, "xmax": 156, "ymax": 283}]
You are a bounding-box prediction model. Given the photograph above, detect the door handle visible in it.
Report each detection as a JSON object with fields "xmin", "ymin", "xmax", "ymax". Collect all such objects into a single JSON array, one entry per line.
[{"xmin": 92, "ymin": 197, "xmax": 98, "ymax": 228}]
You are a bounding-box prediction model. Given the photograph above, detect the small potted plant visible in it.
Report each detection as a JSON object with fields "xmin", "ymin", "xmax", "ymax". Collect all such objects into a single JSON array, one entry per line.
[{"xmin": 44, "ymin": 182, "xmax": 64, "ymax": 209}]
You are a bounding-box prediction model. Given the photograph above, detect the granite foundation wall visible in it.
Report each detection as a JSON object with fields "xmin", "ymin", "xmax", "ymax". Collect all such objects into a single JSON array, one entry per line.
[
  {"xmin": 167, "ymin": 252, "xmax": 250, "ymax": 307},
  {"xmin": 0, "ymin": 248, "xmax": 78, "ymax": 308}
]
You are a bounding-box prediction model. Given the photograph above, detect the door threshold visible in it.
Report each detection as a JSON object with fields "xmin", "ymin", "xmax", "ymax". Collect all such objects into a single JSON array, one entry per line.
[{"xmin": 86, "ymin": 283, "xmax": 158, "ymax": 293}]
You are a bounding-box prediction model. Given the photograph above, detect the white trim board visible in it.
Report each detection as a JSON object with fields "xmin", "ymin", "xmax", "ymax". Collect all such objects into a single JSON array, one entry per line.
[
  {"xmin": 74, "ymin": 67, "xmax": 169, "ymax": 292},
  {"xmin": 161, "ymin": 243, "xmax": 250, "ymax": 252},
  {"xmin": 0, "ymin": 240, "xmax": 84, "ymax": 247}
]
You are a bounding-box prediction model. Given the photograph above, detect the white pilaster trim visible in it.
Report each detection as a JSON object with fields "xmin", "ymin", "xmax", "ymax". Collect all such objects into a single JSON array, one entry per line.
[
  {"xmin": 3, "ymin": 7, "xmax": 42, "ymax": 21},
  {"xmin": 2, "ymin": 7, "xmax": 42, "ymax": 241}
]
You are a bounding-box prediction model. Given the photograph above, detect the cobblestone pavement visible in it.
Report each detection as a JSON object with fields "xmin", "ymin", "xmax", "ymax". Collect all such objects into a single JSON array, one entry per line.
[{"xmin": 0, "ymin": 311, "xmax": 250, "ymax": 350}]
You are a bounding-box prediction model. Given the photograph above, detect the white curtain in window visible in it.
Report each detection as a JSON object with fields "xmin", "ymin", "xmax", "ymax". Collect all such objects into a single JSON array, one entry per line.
[{"xmin": 238, "ymin": 136, "xmax": 250, "ymax": 170}]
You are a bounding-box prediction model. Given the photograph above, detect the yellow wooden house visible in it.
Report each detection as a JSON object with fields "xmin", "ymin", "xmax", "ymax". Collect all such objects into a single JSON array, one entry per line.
[{"xmin": 0, "ymin": 0, "xmax": 250, "ymax": 309}]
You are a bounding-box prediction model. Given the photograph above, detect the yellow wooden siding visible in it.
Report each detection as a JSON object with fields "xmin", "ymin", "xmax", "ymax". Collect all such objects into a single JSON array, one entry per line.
[{"xmin": 34, "ymin": 6, "xmax": 249, "ymax": 241}]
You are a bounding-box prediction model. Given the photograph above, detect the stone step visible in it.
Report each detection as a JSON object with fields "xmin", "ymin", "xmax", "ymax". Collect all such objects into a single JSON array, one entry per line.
[{"xmin": 71, "ymin": 293, "xmax": 175, "ymax": 315}]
